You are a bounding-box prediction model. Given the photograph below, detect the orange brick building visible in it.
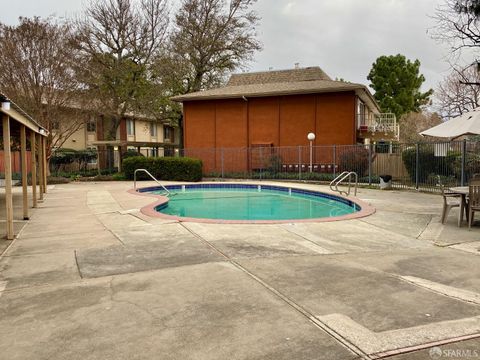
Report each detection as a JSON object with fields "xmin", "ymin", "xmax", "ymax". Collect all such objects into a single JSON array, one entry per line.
[{"xmin": 172, "ymin": 67, "xmax": 397, "ymax": 173}]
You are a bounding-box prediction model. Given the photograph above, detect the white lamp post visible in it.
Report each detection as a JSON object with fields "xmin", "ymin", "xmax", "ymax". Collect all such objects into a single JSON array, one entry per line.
[{"xmin": 307, "ymin": 132, "xmax": 315, "ymax": 173}]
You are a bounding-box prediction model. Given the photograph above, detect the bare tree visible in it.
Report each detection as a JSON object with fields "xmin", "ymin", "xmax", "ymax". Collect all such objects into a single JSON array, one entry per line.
[
  {"xmin": 399, "ymin": 111, "xmax": 443, "ymax": 143},
  {"xmin": 166, "ymin": 0, "xmax": 262, "ymax": 93},
  {"xmin": 0, "ymin": 17, "xmax": 84, "ymax": 158},
  {"xmin": 436, "ymin": 65, "xmax": 480, "ymax": 118},
  {"xmin": 434, "ymin": 0, "xmax": 480, "ymax": 55},
  {"xmin": 74, "ymin": 0, "xmax": 169, "ymax": 142}
]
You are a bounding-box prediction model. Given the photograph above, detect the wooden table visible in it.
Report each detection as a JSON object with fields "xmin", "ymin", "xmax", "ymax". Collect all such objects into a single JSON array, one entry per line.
[{"xmin": 450, "ymin": 186, "xmax": 469, "ymax": 227}]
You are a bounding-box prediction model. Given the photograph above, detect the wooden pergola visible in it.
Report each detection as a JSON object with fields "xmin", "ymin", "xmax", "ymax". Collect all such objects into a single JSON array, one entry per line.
[{"xmin": 0, "ymin": 94, "xmax": 48, "ymax": 240}]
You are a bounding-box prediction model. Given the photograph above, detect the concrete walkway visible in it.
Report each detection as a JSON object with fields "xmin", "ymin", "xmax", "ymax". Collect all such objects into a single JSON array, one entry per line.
[{"xmin": 0, "ymin": 181, "xmax": 479, "ymax": 359}]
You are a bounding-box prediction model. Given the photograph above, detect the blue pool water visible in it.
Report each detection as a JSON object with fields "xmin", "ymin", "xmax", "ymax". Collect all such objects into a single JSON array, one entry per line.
[{"xmin": 147, "ymin": 184, "xmax": 359, "ymax": 221}]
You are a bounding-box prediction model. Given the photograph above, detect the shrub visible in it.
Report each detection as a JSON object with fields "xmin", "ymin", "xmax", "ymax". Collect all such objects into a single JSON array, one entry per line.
[
  {"xmin": 402, "ymin": 146, "xmax": 457, "ymax": 183},
  {"xmin": 50, "ymin": 148, "xmax": 97, "ymax": 174},
  {"xmin": 123, "ymin": 156, "xmax": 202, "ymax": 182},
  {"xmin": 112, "ymin": 173, "xmax": 126, "ymax": 181},
  {"xmin": 266, "ymin": 154, "xmax": 283, "ymax": 173},
  {"xmin": 447, "ymin": 151, "xmax": 480, "ymax": 181},
  {"xmin": 122, "ymin": 149, "xmax": 144, "ymax": 159},
  {"xmin": 338, "ymin": 146, "xmax": 369, "ymax": 176},
  {"xmin": 50, "ymin": 148, "xmax": 77, "ymax": 173},
  {"xmin": 76, "ymin": 149, "xmax": 98, "ymax": 171}
]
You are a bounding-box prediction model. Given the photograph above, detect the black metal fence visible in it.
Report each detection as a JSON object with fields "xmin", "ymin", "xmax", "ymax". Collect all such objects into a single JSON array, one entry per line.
[
  {"xmin": 42, "ymin": 140, "xmax": 480, "ymax": 193},
  {"xmin": 181, "ymin": 140, "xmax": 480, "ymax": 192}
]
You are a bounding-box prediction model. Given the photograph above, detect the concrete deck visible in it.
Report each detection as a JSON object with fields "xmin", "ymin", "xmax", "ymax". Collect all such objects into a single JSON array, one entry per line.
[{"xmin": 0, "ymin": 181, "xmax": 479, "ymax": 359}]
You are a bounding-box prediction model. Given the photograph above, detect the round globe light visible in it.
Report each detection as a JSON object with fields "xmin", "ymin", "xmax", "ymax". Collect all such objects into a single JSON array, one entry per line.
[
  {"xmin": 1, "ymin": 101, "xmax": 11, "ymax": 111},
  {"xmin": 307, "ymin": 132, "xmax": 316, "ymax": 141}
]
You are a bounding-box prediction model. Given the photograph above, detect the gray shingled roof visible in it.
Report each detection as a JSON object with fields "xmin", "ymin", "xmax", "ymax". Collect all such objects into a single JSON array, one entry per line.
[
  {"xmin": 171, "ymin": 67, "xmax": 379, "ymax": 112},
  {"xmin": 226, "ymin": 66, "xmax": 331, "ymax": 86}
]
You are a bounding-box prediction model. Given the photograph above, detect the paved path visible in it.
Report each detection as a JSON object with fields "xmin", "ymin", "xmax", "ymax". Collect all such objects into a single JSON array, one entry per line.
[{"xmin": 0, "ymin": 181, "xmax": 479, "ymax": 359}]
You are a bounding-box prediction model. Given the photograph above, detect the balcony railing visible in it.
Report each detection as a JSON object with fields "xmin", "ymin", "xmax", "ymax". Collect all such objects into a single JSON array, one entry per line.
[{"xmin": 357, "ymin": 113, "xmax": 399, "ymax": 140}]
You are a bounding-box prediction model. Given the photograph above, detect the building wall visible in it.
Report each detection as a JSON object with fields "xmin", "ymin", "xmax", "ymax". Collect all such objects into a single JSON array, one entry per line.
[
  {"xmin": 183, "ymin": 91, "xmax": 357, "ymax": 172},
  {"xmin": 58, "ymin": 126, "xmax": 87, "ymax": 151}
]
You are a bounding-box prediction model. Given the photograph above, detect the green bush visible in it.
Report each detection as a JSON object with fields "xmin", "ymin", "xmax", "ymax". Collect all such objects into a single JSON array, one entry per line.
[
  {"xmin": 338, "ymin": 146, "xmax": 369, "ymax": 176},
  {"xmin": 123, "ymin": 156, "xmax": 203, "ymax": 182},
  {"xmin": 122, "ymin": 149, "xmax": 144, "ymax": 159},
  {"xmin": 50, "ymin": 148, "xmax": 77, "ymax": 172},
  {"xmin": 266, "ymin": 154, "xmax": 283, "ymax": 173},
  {"xmin": 402, "ymin": 147, "xmax": 457, "ymax": 183},
  {"xmin": 50, "ymin": 148, "xmax": 97, "ymax": 174},
  {"xmin": 112, "ymin": 173, "xmax": 126, "ymax": 181},
  {"xmin": 447, "ymin": 152, "xmax": 480, "ymax": 181}
]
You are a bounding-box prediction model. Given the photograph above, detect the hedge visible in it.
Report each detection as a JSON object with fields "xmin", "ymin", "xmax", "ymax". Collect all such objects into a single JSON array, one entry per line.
[
  {"xmin": 123, "ymin": 156, "xmax": 203, "ymax": 182},
  {"xmin": 338, "ymin": 146, "xmax": 369, "ymax": 176},
  {"xmin": 402, "ymin": 147, "xmax": 457, "ymax": 183},
  {"xmin": 50, "ymin": 148, "xmax": 97, "ymax": 173}
]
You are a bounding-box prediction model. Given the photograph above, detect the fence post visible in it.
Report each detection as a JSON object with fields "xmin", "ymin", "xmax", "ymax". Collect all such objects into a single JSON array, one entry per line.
[
  {"xmin": 298, "ymin": 146, "xmax": 301, "ymax": 180},
  {"xmin": 461, "ymin": 139, "xmax": 467, "ymax": 186},
  {"xmin": 415, "ymin": 143, "xmax": 420, "ymax": 190},
  {"xmin": 368, "ymin": 143, "xmax": 373, "ymax": 185},
  {"xmin": 259, "ymin": 146, "xmax": 263, "ymax": 180},
  {"xmin": 221, "ymin": 148, "xmax": 224, "ymax": 179},
  {"xmin": 333, "ymin": 144, "xmax": 337, "ymax": 178}
]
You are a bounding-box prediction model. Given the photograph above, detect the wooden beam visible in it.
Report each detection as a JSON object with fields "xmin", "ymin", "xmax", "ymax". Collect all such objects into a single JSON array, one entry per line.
[
  {"xmin": 42, "ymin": 136, "xmax": 47, "ymax": 193},
  {"xmin": 38, "ymin": 134, "xmax": 44, "ymax": 200},
  {"xmin": 3, "ymin": 114, "xmax": 14, "ymax": 240},
  {"xmin": 20, "ymin": 125, "xmax": 29, "ymax": 220},
  {"xmin": 31, "ymin": 130, "xmax": 37, "ymax": 208}
]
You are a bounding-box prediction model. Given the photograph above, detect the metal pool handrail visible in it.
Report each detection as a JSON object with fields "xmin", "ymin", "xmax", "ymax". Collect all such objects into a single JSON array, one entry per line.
[
  {"xmin": 134, "ymin": 169, "xmax": 170, "ymax": 196},
  {"xmin": 329, "ymin": 171, "xmax": 358, "ymax": 196}
]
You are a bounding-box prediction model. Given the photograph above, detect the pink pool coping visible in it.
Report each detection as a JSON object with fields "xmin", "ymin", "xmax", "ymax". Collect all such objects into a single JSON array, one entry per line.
[{"xmin": 129, "ymin": 183, "xmax": 376, "ymax": 224}]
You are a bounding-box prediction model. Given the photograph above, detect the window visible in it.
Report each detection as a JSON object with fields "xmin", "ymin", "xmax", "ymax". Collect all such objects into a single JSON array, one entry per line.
[
  {"xmin": 127, "ymin": 119, "xmax": 135, "ymax": 136},
  {"xmin": 150, "ymin": 122, "xmax": 157, "ymax": 137},
  {"xmin": 356, "ymin": 99, "xmax": 367, "ymax": 128},
  {"xmin": 164, "ymin": 126, "xmax": 174, "ymax": 143},
  {"xmin": 87, "ymin": 118, "xmax": 96, "ymax": 132},
  {"xmin": 51, "ymin": 121, "xmax": 60, "ymax": 130}
]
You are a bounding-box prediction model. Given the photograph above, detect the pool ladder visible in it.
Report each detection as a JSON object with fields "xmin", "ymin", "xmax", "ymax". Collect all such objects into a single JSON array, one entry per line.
[
  {"xmin": 134, "ymin": 169, "xmax": 170, "ymax": 196},
  {"xmin": 329, "ymin": 171, "xmax": 358, "ymax": 196}
]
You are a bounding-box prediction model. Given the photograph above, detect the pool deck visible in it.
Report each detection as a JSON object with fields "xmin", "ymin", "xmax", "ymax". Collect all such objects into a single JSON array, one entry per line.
[{"xmin": 0, "ymin": 181, "xmax": 479, "ymax": 359}]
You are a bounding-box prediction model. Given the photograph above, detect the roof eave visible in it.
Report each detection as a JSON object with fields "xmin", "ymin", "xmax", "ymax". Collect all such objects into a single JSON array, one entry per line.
[
  {"xmin": 0, "ymin": 106, "xmax": 48, "ymax": 136},
  {"xmin": 171, "ymin": 86, "xmax": 364, "ymax": 102}
]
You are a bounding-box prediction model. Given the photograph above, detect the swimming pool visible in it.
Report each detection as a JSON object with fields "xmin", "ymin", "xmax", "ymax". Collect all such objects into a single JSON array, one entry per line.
[{"xmin": 135, "ymin": 183, "xmax": 374, "ymax": 223}]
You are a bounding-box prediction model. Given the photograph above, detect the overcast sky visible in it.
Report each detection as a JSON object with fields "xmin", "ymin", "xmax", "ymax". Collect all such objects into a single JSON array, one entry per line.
[{"xmin": 0, "ymin": 0, "xmax": 468, "ymax": 93}]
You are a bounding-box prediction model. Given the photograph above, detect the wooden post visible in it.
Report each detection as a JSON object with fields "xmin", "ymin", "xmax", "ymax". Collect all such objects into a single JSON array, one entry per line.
[
  {"xmin": 117, "ymin": 147, "xmax": 122, "ymax": 173},
  {"xmin": 42, "ymin": 136, "xmax": 47, "ymax": 193},
  {"xmin": 31, "ymin": 130, "xmax": 37, "ymax": 208},
  {"xmin": 3, "ymin": 115, "xmax": 14, "ymax": 240},
  {"xmin": 38, "ymin": 134, "xmax": 44, "ymax": 200},
  {"xmin": 20, "ymin": 125, "xmax": 29, "ymax": 220}
]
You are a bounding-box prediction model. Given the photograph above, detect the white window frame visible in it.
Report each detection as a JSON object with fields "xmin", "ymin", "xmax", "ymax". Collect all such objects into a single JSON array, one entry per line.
[
  {"xmin": 164, "ymin": 125, "xmax": 174, "ymax": 143},
  {"xmin": 150, "ymin": 122, "xmax": 157, "ymax": 137},
  {"xmin": 127, "ymin": 119, "xmax": 135, "ymax": 136}
]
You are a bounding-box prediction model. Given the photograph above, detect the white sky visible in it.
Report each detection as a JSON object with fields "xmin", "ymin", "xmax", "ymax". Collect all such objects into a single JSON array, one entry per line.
[{"xmin": 0, "ymin": 0, "xmax": 473, "ymax": 93}]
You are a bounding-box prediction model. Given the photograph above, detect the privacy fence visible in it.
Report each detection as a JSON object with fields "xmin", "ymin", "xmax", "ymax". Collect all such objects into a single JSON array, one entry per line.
[{"xmin": 182, "ymin": 140, "xmax": 480, "ymax": 192}]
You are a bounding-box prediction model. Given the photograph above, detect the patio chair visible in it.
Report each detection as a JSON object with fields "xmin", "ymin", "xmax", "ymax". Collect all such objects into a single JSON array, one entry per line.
[
  {"xmin": 468, "ymin": 184, "xmax": 480, "ymax": 229},
  {"xmin": 437, "ymin": 176, "xmax": 461, "ymax": 224}
]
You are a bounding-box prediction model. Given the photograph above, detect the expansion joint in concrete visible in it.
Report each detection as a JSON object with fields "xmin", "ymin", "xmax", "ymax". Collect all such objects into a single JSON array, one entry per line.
[{"xmin": 178, "ymin": 223, "xmax": 373, "ymax": 360}]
